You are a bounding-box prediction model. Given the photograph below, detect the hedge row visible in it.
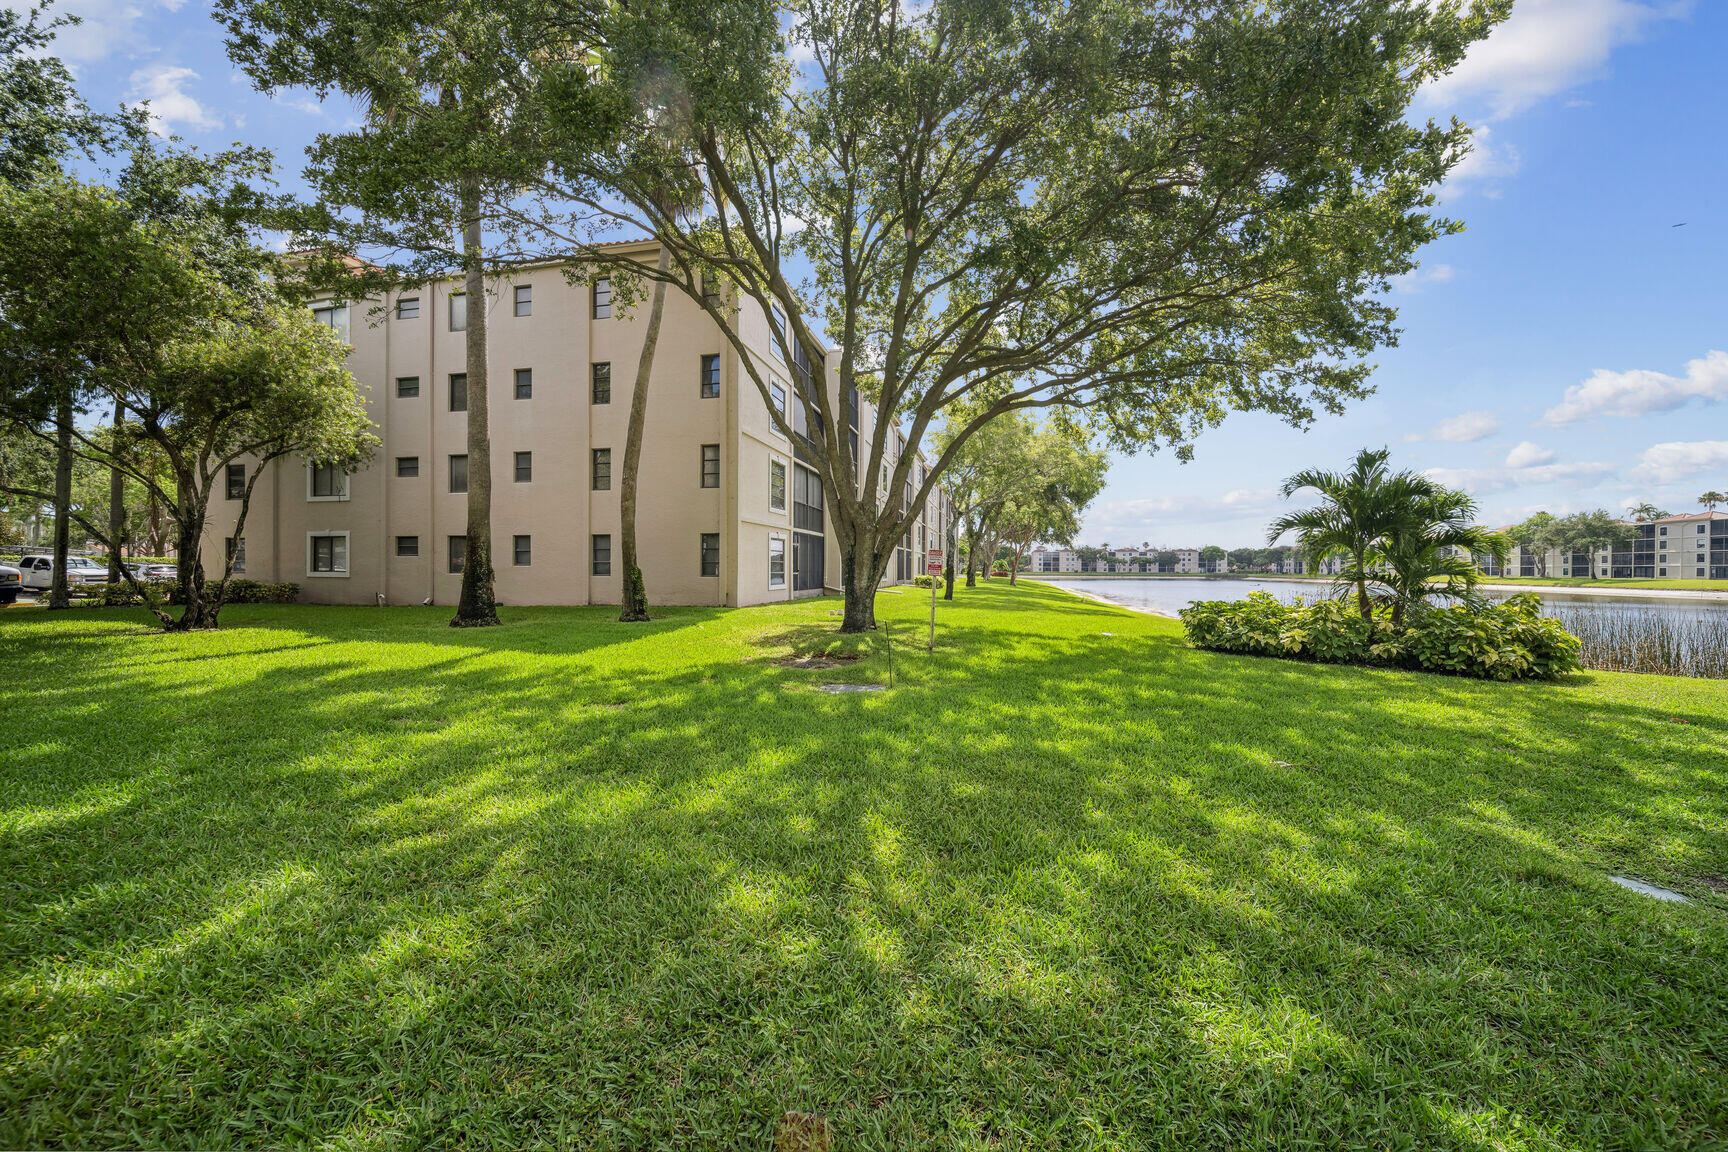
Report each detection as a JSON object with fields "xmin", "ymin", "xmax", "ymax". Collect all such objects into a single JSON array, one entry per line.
[
  {"xmin": 1178, "ymin": 591, "xmax": 1581, "ymax": 681},
  {"xmin": 79, "ymin": 579, "xmax": 301, "ymax": 607}
]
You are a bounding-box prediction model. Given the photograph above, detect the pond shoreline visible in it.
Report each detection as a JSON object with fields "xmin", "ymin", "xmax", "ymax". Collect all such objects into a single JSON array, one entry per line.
[{"xmin": 1022, "ymin": 573, "xmax": 1728, "ymax": 603}]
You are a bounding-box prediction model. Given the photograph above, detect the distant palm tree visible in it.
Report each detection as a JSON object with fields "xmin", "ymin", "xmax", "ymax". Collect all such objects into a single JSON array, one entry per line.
[
  {"xmin": 1268, "ymin": 447, "xmax": 1439, "ymax": 620},
  {"xmin": 1700, "ymin": 490, "xmax": 1726, "ymax": 512},
  {"xmin": 1375, "ymin": 488, "xmax": 1507, "ymax": 628},
  {"xmin": 1628, "ymin": 502, "xmax": 1668, "ymax": 523}
]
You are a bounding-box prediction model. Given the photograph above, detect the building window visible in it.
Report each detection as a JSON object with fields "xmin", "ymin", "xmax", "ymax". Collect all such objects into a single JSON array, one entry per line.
[
  {"xmin": 449, "ymin": 292, "xmax": 466, "ymax": 332},
  {"xmin": 769, "ymin": 537, "xmax": 786, "ymax": 587},
  {"xmin": 514, "ymin": 368, "xmax": 532, "ymax": 399},
  {"xmin": 396, "ymin": 297, "xmax": 419, "ymax": 320},
  {"xmin": 448, "ymin": 536, "xmax": 466, "ymax": 574},
  {"xmin": 1659, "ymin": 567, "xmax": 1668, "ymax": 577},
  {"xmin": 514, "ymin": 451, "xmax": 532, "ymax": 483},
  {"xmin": 225, "ymin": 463, "xmax": 246, "ymax": 500},
  {"xmin": 1660, "ymin": 526, "xmax": 1668, "ymax": 536},
  {"xmin": 396, "ymin": 376, "xmax": 420, "ymax": 398},
  {"xmin": 311, "ymin": 302, "xmax": 349, "ymax": 342},
  {"xmin": 592, "ymin": 534, "xmax": 611, "ymax": 576},
  {"xmin": 701, "ymin": 444, "xmax": 720, "ymax": 488},
  {"xmin": 449, "ymin": 454, "xmax": 468, "ymax": 493},
  {"xmin": 700, "ymin": 354, "xmax": 721, "ymax": 398},
  {"xmin": 309, "ymin": 532, "xmax": 349, "ymax": 576},
  {"xmin": 225, "ymin": 537, "xmax": 245, "ymax": 574},
  {"xmin": 770, "ymin": 305, "xmax": 785, "ymax": 339},
  {"xmin": 449, "ymin": 373, "xmax": 467, "ymax": 412},
  {"xmin": 592, "ymin": 362, "xmax": 611, "ymax": 404},
  {"xmin": 396, "ymin": 535, "xmax": 419, "ymax": 557},
  {"xmin": 769, "ymin": 458, "xmax": 787, "ymax": 511},
  {"xmin": 308, "ymin": 463, "xmax": 347, "ymax": 500},
  {"xmin": 396, "ymin": 456, "xmax": 419, "ymax": 478},
  {"xmin": 593, "ymin": 277, "xmax": 611, "ymax": 319},
  {"xmin": 700, "ymin": 532, "xmax": 720, "ymax": 577},
  {"xmin": 512, "ymin": 535, "xmax": 532, "ymax": 566},
  {"xmin": 592, "ymin": 448, "xmax": 611, "ymax": 490},
  {"xmin": 514, "ymin": 284, "xmax": 532, "ymax": 317}
]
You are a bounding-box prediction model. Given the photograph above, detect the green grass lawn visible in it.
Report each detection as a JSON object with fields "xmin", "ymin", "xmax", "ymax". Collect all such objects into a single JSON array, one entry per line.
[
  {"xmin": 2, "ymin": 582, "xmax": 1724, "ymax": 1149},
  {"xmin": 1473, "ymin": 575, "xmax": 1728, "ymax": 592}
]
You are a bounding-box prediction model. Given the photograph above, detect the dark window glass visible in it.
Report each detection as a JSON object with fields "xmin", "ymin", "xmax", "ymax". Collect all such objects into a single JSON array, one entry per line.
[
  {"xmin": 793, "ymin": 464, "xmax": 824, "ymax": 532},
  {"xmin": 592, "ymin": 362, "xmax": 611, "ymax": 404},
  {"xmin": 593, "ymin": 277, "xmax": 611, "ymax": 319},
  {"xmin": 225, "ymin": 537, "xmax": 246, "ymax": 574},
  {"xmin": 449, "ymin": 373, "xmax": 467, "ymax": 412},
  {"xmin": 310, "ymin": 463, "xmax": 346, "ymax": 498},
  {"xmin": 449, "ymin": 293, "xmax": 466, "ymax": 332},
  {"xmin": 592, "ymin": 534, "xmax": 611, "ymax": 576},
  {"xmin": 513, "ymin": 535, "xmax": 532, "ymax": 566},
  {"xmin": 769, "ymin": 537, "xmax": 785, "ymax": 587},
  {"xmin": 701, "ymin": 444, "xmax": 720, "ymax": 488},
  {"xmin": 396, "ymin": 297, "xmax": 419, "ymax": 320},
  {"xmin": 769, "ymin": 380, "xmax": 786, "ymax": 418},
  {"xmin": 448, "ymin": 536, "xmax": 466, "ymax": 573},
  {"xmin": 770, "ymin": 459, "xmax": 787, "ymax": 511},
  {"xmin": 514, "ymin": 451, "xmax": 532, "ymax": 483},
  {"xmin": 592, "ymin": 448, "xmax": 611, "ymax": 490},
  {"xmin": 396, "ymin": 456, "xmax": 419, "ymax": 477},
  {"xmin": 225, "ymin": 463, "xmax": 245, "ymax": 500},
  {"xmin": 396, "ymin": 535, "xmax": 419, "ymax": 557},
  {"xmin": 310, "ymin": 534, "xmax": 348, "ymax": 573},
  {"xmin": 514, "ymin": 284, "xmax": 532, "ymax": 317},
  {"xmin": 514, "ymin": 368, "xmax": 532, "ymax": 399},
  {"xmin": 700, "ymin": 533, "xmax": 720, "ymax": 577},
  {"xmin": 449, "ymin": 454, "xmax": 468, "ymax": 493},
  {"xmin": 702, "ymin": 273, "xmax": 720, "ymax": 306},
  {"xmin": 396, "ymin": 376, "xmax": 420, "ymax": 398},
  {"xmin": 701, "ymin": 353, "xmax": 720, "ymax": 398}
]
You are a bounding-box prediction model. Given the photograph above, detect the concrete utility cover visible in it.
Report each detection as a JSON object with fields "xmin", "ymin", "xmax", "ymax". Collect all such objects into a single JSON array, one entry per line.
[
  {"xmin": 1609, "ymin": 875, "xmax": 1692, "ymax": 904},
  {"xmin": 818, "ymin": 683, "xmax": 886, "ymax": 693}
]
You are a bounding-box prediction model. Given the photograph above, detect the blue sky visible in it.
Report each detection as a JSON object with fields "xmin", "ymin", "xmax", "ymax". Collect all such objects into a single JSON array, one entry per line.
[{"xmin": 25, "ymin": 0, "xmax": 1728, "ymax": 548}]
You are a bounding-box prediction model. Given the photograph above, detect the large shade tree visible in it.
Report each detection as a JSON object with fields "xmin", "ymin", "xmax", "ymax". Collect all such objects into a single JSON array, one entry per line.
[
  {"xmin": 512, "ymin": 0, "xmax": 1506, "ymax": 631},
  {"xmin": 0, "ymin": 168, "xmax": 375, "ymax": 630}
]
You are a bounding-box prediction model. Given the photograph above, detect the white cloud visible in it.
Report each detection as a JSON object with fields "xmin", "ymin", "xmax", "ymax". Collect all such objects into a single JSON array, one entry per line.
[
  {"xmin": 1443, "ymin": 125, "xmax": 1521, "ymax": 195},
  {"xmin": 1420, "ymin": 0, "xmax": 1691, "ymax": 121},
  {"xmin": 1085, "ymin": 489, "xmax": 1288, "ymax": 542},
  {"xmin": 1631, "ymin": 440, "xmax": 1728, "ymax": 486},
  {"xmin": 5, "ymin": 0, "xmax": 165, "ymax": 65},
  {"xmin": 1405, "ymin": 410, "xmax": 1499, "ymax": 444},
  {"xmin": 1390, "ymin": 263, "xmax": 1456, "ymax": 294},
  {"xmin": 1541, "ymin": 349, "xmax": 1728, "ymax": 425},
  {"xmin": 126, "ymin": 64, "xmax": 221, "ymax": 135},
  {"xmin": 1423, "ymin": 460, "xmax": 1617, "ymax": 495},
  {"xmin": 1505, "ymin": 440, "xmax": 1557, "ymax": 468}
]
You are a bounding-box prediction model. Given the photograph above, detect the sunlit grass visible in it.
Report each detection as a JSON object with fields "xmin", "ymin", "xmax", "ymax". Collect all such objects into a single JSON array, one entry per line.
[{"xmin": 2, "ymin": 581, "xmax": 1725, "ymax": 1149}]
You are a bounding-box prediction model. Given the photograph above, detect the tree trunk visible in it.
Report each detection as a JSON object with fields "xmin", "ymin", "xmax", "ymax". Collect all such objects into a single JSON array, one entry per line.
[
  {"xmin": 166, "ymin": 488, "xmax": 215, "ymax": 631},
  {"xmin": 107, "ymin": 399, "xmax": 125, "ymax": 582},
  {"xmin": 618, "ymin": 245, "xmax": 671, "ymax": 622},
  {"xmin": 451, "ymin": 181, "xmax": 500, "ymax": 627},
  {"xmin": 838, "ymin": 539, "xmax": 884, "ymax": 632},
  {"xmin": 942, "ymin": 518, "xmax": 956, "ymax": 601},
  {"xmin": 47, "ymin": 397, "xmax": 73, "ymax": 610}
]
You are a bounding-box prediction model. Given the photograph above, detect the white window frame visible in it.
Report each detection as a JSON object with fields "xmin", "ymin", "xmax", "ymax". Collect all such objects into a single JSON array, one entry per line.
[
  {"xmin": 311, "ymin": 300, "xmax": 350, "ymax": 343},
  {"xmin": 768, "ymin": 535, "xmax": 786, "ymax": 588},
  {"xmin": 769, "ymin": 457, "xmax": 787, "ymax": 512},
  {"xmin": 306, "ymin": 531, "xmax": 351, "ymax": 578},
  {"xmin": 307, "ymin": 462, "xmax": 350, "ymax": 501},
  {"xmin": 395, "ymin": 296, "xmax": 419, "ymax": 320}
]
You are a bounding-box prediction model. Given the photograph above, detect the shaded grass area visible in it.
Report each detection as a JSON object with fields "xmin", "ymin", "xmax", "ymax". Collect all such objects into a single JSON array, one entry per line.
[{"xmin": 2, "ymin": 581, "xmax": 1725, "ymax": 1149}]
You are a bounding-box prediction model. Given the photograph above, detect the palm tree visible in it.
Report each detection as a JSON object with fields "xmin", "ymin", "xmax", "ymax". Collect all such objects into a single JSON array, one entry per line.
[
  {"xmin": 1628, "ymin": 501, "xmax": 1668, "ymax": 523},
  {"xmin": 1700, "ymin": 491, "xmax": 1726, "ymax": 512},
  {"xmin": 1267, "ymin": 447, "xmax": 1438, "ymax": 620},
  {"xmin": 1375, "ymin": 488, "xmax": 1507, "ymax": 627}
]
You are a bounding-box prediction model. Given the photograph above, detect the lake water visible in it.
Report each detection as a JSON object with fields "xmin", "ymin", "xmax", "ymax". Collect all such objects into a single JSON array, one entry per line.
[{"xmin": 1040, "ymin": 577, "xmax": 1728, "ymax": 677}]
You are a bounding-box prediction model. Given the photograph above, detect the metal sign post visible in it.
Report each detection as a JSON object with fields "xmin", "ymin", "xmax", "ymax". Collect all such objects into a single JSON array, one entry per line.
[{"xmin": 926, "ymin": 548, "xmax": 944, "ymax": 650}]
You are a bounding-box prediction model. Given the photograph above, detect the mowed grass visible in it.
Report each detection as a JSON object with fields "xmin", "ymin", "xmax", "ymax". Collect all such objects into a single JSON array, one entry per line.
[
  {"xmin": 1475, "ymin": 575, "xmax": 1728, "ymax": 593},
  {"xmin": 2, "ymin": 582, "xmax": 1725, "ymax": 1150}
]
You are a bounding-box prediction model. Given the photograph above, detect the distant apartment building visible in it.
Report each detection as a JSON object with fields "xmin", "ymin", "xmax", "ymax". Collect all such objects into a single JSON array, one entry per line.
[
  {"xmin": 1489, "ymin": 512, "xmax": 1728, "ymax": 580},
  {"xmin": 203, "ymin": 243, "xmax": 949, "ymax": 606},
  {"xmin": 1024, "ymin": 545, "xmax": 1229, "ymax": 574}
]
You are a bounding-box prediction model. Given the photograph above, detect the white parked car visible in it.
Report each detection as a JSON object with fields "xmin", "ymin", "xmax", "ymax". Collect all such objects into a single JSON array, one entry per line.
[
  {"xmin": 0, "ymin": 562, "xmax": 20, "ymax": 604},
  {"xmin": 15, "ymin": 554, "xmax": 110, "ymax": 591}
]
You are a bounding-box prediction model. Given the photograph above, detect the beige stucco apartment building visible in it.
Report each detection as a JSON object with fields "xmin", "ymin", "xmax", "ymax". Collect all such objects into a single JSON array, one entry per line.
[{"xmin": 202, "ymin": 243, "xmax": 948, "ymax": 607}]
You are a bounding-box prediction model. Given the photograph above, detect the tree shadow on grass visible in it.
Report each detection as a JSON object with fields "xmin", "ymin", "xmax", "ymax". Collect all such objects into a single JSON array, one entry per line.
[{"xmin": 1, "ymin": 590, "xmax": 1724, "ymax": 1148}]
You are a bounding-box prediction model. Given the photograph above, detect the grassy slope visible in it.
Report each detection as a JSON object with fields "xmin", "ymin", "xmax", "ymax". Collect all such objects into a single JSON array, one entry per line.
[
  {"xmin": 1473, "ymin": 575, "xmax": 1728, "ymax": 592},
  {"xmin": 1, "ymin": 583, "xmax": 1724, "ymax": 1150}
]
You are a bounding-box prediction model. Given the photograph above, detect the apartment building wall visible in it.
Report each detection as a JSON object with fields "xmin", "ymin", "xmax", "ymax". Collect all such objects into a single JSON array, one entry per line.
[{"xmin": 203, "ymin": 245, "xmax": 946, "ymax": 607}]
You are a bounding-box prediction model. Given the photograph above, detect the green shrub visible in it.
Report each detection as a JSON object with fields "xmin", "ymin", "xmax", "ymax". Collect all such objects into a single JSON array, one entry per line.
[
  {"xmin": 912, "ymin": 574, "xmax": 935, "ymax": 588},
  {"xmin": 78, "ymin": 579, "xmax": 301, "ymax": 608},
  {"xmin": 1179, "ymin": 591, "xmax": 1580, "ymax": 681}
]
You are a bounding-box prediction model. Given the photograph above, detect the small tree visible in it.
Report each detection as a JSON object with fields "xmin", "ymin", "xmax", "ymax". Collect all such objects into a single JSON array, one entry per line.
[
  {"xmin": 1374, "ymin": 488, "xmax": 1506, "ymax": 628},
  {"xmin": 1507, "ymin": 511, "xmax": 1557, "ymax": 577},
  {"xmin": 1699, "ymin": 491, "xmax": 1725, "ymax": 513},
  {"xmin": 0, "ymin": 172, "xmax": 375, "ymax": 629}
]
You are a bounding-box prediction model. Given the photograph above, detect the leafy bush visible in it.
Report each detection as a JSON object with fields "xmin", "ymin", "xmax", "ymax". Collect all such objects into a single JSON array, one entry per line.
[
  {"xmin": 912, "ymin": 575, "xmax": 935, "ymax": 588},
  {"xmin": 1179, "ymin": 591, "xmax": 1580, "ymax": 681},
  {"xmin": 80, "ymin": 579, "xmax": 301, "ymax": 607}
]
